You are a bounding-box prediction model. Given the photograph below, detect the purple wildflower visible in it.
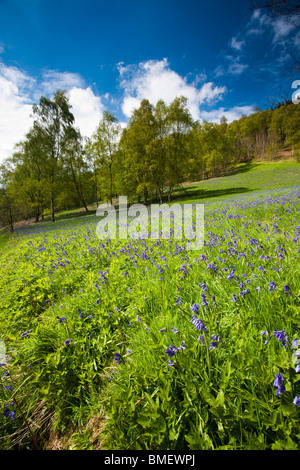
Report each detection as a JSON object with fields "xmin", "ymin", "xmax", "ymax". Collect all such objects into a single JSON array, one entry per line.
[
  {"xmin": 268, "ymin": 281, "xmax": 276, "ymax": 293},
  {"xmin": 273, "ymin": 373, "xmax": 286, "ymax": 396},
  {"xmin": 114, "ymin": 352, "xmax": 122, "ymax": 365},
  {"xmin": 190, "ymin": 303, "xmax": 199, "ymax": 314},
  {"xmin": 293, "ymin": 396, "xmax": 300, "ymax": 406},
  {"xmin": 165, "ymin": 345, "xmax": 177, "ymax": 357},
  {"xmin": 273, "ymin": 331, "xmax": 289, "ymax": 349},
  {"xmin": 191, "ymin": 315, "xmax": 206, "ymax": 331},
  {"xmin": 283, "ymin": 285, "xmax": 292, "ymax": 296}
]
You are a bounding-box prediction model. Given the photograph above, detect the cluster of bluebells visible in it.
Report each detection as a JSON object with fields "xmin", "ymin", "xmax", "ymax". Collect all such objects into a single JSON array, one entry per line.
[
  {"xmin": 3, "ymin": 403, "xmax": 15, "ymax": 420},
  {"xmin": 165, "ymin": 341, "xmax": 186, "ymax": 368},
  {"xmin": 20, "ymin": 330, "xmax": 32, "ymax": 339},
  {"xmin": 190, "ymin": 304, "xmax": 220, "ymax": 351},
  {"xmin": 273, "ymin": 373, "xmax": 285, "ymax": 396},
  {"xmin": 260, "ymin": 330, "xmax": 289, "ymax": 349},
  {"xmin": 114, "ymin": 352, "xmax": 122, "ymax": 365}
]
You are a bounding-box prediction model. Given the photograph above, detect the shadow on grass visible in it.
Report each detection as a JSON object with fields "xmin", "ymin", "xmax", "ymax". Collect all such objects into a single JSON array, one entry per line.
[
  {"xmin": 42, "ymin": 209, "xmax": 97, "ymax": 222},
  {"xmin": 229, "ymin": 162, "xmax": 260, "ymax": 175},
  {"xmin": 173, "ymin": 186, "xmax": 252, "ymax": 203}
]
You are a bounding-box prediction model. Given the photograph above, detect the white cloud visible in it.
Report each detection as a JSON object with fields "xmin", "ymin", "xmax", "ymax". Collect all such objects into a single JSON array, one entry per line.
[
  {"xmin": 199, "ymin": 105, "xmax": 254, "ymax": 124},
  {"xmin": 227, "ymin": 60, "xmax": 249, "ymax": 76},
  {"xmin": 272, "ymin": 17, "xmax": 295, "ymax": 43},
  {"xmin": 0, "ymin": 63, "xmax": 105, "ymax": 162},
  {"xmin": 0, "ymin": 63, "xmax": 35, "ymax": 161},
  {"xmin": 230, "ymin": 36, "xmax": 245, "ymax": 51},
  {"xmin": 68, "ymin": 87, "xmax": 104, "ymax": 137},
  {"xmin": 40, "ymin": 69, "xmax": 85, "ymax": 95},
  {"xmin": 119, "ymin": 58, "xmax": 226, "ymax": 120},
  {"xmin": 248, "ymin": 8, "xmax": 296, "ymax": 43}
]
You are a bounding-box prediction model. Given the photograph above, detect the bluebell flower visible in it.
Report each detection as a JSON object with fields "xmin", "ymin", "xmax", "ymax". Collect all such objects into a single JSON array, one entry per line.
[
  {"xmin": 190, "ymin": 303, "xmax": 199, "ymax": 314},
  {"xmin": 209, "ymin": 335, "xmax": 220, "ymax": 350},
  {"xmin": 171, "ymin": 326, "xmax": 178, "ymax": 334},
  {"xmin": 114, "ymin": 353, "xmax": 122, "ymax": 365},
  {"xmin": 273, "ymin": 331, "xmax": 289, "ymax": 349},
  {"xmin": 273, "ymin": 373, "xmax": 286, "ymax": 395},
  {"xmin": 293, "ymin": 396, "xmax": 300, "ymax": 406},
  {"xmin": 168, "ymin": 358, "xmax": 177, "ymax": 368},
  {"xmin": 283, "ymin": 285, "xmax": 292, "ymax": 296},
  {"xmin": 268, "ymin": 281, "xmax": 276, "ymax": 293},
  {"xmin": 201, "ymin": 294, "xmax": 208, "ymax": 309},
  {"xmin": 191, "ymin": 315, "xmax": 206, "ymax": 331},
  {"xmin": 260, "ymin": 330, "xmax": 269, "ymax": 344},
  {"xmin": 56, "ymin": 316, "xmax": 66, "ymax": 323},
  {"xmin": 165, "ymin": 345, "xmax": 177, "ymax": 357},
  {"xmin": 64, "ymin": 339, "xmax": 72, "ymax": 347}
]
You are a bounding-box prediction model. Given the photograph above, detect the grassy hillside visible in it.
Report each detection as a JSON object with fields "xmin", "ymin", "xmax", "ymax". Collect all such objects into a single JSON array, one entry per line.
[
  {"xmin": 174, "ymin": 161, "xmax": 300, "ymax": 205},
  {"xmin": 0, "ymin": 160, "xmax": 300, "ymax": 450}
]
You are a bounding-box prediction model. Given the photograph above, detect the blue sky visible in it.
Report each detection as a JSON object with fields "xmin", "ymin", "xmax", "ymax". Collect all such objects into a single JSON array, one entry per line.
[{"xmin": 0, "ymin": 0, "xmax": 299, "ymax": 161}]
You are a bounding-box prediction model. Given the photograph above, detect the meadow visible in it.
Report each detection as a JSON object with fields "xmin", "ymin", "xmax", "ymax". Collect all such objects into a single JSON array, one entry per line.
[{"xmin": 0, "ymin": 161, "xmax": 300, "ymax": 450}]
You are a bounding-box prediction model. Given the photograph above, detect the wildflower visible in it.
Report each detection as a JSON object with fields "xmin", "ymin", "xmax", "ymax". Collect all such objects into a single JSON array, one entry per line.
[
  {"xmin": 283, "ymin": 285, "xmax": 292, "ymax": 296},
  {"xmin": 20, "ymin": 330, "xmax": 32, "ymax": 338},
  {"xmin": 295, "ymin": 365, "xmax": 300, "ymax": 373},
  {"xmin": 239, "ymin": 288, "xmax": 250, "ymax": 297},
  {"xmin": 212, "ymin": 295, "xmax": 216, "ymax": 306},
  {"xmin": 273, "ymin": 331, "xmax": 289, "ymax": 349},
  {"xmin": 175, "ymin": 296, "xmax": 182, "ymax": 306},
  {"xmin": 168, "ymin": 358, "xmax": 177, "ymax": 368},
  {"xmin": 64, "ymin": 339, "xmax": 72, "ymax": 347},
  {"xmin": 198, "ymin": 335, "xmax": 205, "ymax": 344},
  {"xmin": 165, "ymin": 345, "xmax": 177, "ymax": 357},
  {"xmin": 160, "ymin": 328, "xmax": 167, "ymax": 333},
  {"xmin": 190, "ymin": 303, "xmax": 199, "ymax": 314},
  {"xmin": 273, "ymin": 373, "xmax": 286, "ymax": 396},
  {"xmin": 201, "ymin": 294, "xmax": 208, "ymax": 309},
  {"xmin": 232, "ymin": 294, "xmax": 237, "ymax": 303},
  {"xmin": 209, "ymin": 335, "xmax": 220, "ymax": 350},
  {"xmin": 178, "ymin": 341, "xmax": 186, "ymax": 350},
  {"xmin": 56, "ymin": 316, "xmax": 66, "ymax": 324},
  {"xmin": 137, "ymin": 315, "xmax": 141, "ymax": 322},
  {"xmin": 268, "ymin": 281, "xmax": 276, "ymax": 294},
  {"xmin": 191, "ymin": 315, "xmax": 206, "ymax": 332},
  {"xmin": 171, "ymin": 326, "xmax": 178, "ymax": 334},
  {"xmin": 260, "ymin": 330, "xmax": 269, "ymax": 344},
  {"xmin": 293, "ymin": 396, "xmax": 300, "ymax": 406},
  {"xmin": 114, "ymin": 353, "xmax": 122, "ymax": 365}
]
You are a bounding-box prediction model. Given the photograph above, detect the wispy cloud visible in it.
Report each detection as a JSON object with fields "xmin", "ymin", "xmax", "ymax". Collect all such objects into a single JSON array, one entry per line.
[
  {"xmin": 230, "ymin": 36, "xmax": 245, "ymax": 51},
  {"xmin": 199, "ymin": 105, "xmax": 255, "ymax": 123}
]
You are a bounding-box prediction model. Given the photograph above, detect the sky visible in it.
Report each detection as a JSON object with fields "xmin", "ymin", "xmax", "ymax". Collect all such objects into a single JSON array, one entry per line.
[{"xmin": 0, "ymin": 0, "xmax": 299, "ymax": 162}]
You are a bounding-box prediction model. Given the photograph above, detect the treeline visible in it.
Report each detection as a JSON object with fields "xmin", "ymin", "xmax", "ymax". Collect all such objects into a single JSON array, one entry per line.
[{"xmin": 0, "ymin": 90, "xmax": 299, "ymax": 230}]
